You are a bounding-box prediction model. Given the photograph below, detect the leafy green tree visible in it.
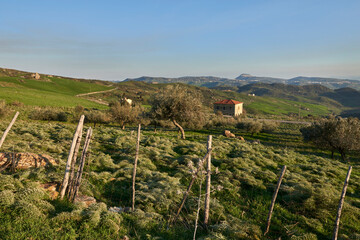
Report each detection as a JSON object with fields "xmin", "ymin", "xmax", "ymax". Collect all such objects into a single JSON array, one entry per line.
[
  {"xmin": 301, "ymin": 116, "xmax": 360, "ymax": 162},
  {"xmin": 109, "ymin": 101, "xmax": 142, "ymax": 129},
  {"xmin": 149, "ymin": 85, "xmax": 205, "ymax": 139}
]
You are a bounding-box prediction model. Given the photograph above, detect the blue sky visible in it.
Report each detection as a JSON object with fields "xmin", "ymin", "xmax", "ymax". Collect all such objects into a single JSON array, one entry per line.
[{"xmin": 1, "ymin": 0, "xmax": 360, "ymax": 80}]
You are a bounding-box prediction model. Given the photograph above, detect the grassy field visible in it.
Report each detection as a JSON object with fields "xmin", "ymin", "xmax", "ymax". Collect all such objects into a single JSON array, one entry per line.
[
  {"xmin": 0, "ymin": 76, "xmax": 112, "ymax": 108},
  {"xmin": 0, "ymin": 117, "xmax": 359, "ymax": 239}
]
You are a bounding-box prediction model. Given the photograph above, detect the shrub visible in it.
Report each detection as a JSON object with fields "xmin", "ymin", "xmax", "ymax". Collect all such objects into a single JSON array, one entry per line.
[
  {"xmin": 261, "ymin": 120, "xmax": 280, "ymax": 133},
  {"xmin": 29, "ymin": 108, "xmax": 68, "ymax": 122},
  {"xmin": 0, "ymin": 100, "xmax": 7, "ymax": 118},
  {"xmin": 236, "ymin": 120, "xmax": 263, "ymax": 135},
  {"xmin": 0, "ymin": 190, "xmax": 15, "ymax": 207},
  {"xmin": 85, "ymin": 110, "xmax": 110, "ymax": 127},
  {"xmin": 10, "ymin": 101, "xmax": 24, "ymax": 107}
]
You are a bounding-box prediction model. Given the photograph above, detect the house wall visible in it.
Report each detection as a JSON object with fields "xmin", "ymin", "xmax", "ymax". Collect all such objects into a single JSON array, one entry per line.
[{"xmin": 214, "ymin": 103, "xmax": 243, "ymax": 116}]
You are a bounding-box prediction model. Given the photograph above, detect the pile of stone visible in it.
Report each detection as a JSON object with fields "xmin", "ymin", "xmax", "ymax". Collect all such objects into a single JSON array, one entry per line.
[{"xmin": 0, "ymin": 152, "xmax": 57, "ymax": 170}]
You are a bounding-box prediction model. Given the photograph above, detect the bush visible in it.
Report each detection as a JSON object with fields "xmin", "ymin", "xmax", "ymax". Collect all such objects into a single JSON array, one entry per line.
[
  {"xmin": 10, "ymin": 101, "xmax": 24, "ymax": 107},
  {"xmin": 205, "ymin": 115, "xmax": 238, "ymax": 129},
  {"xmin": 29, "ymin": 108, "xmax": 68, "ymax": 122},
  {"xmin": 85, "ymin": 110, "xmax": 110, "ymax": 127},
  {"xmin": 236, "ymin": 120, "xmax": 263, "ymax": 135},
  {"xmin": 261, "ymin": 120, "xmax": 280, "ymax": 133},
  {"xmin": 0, "ymin": 100, "xmax": 7, "ymax": 118}
]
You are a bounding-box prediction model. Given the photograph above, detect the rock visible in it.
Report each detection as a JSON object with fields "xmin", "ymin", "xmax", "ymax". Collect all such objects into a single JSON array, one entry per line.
[
  {"xmin": 109, "ymin": 206, "xmax": 132, "ymax": 213},
  {"xmin": 31, "ymin": 72, "xmax": 40, "ymax": 80},
  {"xmin": 224, "ymin": 130, "xmax": 235, "ymax": 138},
  {"xmin": 74, "ymin": 195, "xmax": 96, "ymax": 207},
  {"xmin": 40, "ymin": 182, "xmax": 59, "ymax": 200},
  {"xmin": 0, "ymin": 152, "xmax": 57, "ymax": 170},
  {"xmin": 109, "ymin": 206, "xmax": 124, "ymax": 213},
  {"xmin": 236, "ymin": 136, "xmax": 245, "ymax": 141}
]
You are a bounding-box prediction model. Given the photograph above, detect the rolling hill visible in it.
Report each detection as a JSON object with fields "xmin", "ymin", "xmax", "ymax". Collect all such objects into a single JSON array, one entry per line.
[
  {"xmin": 125, "ymin": 74, "xmax": 360, "ymax": 90},
  {"xmin": 1, "ymin": 67, "xmax": 359, "ymax": 118},
  {"xmin": 0, "ymin": 67, "xmax": 114, "ymax": 108}
]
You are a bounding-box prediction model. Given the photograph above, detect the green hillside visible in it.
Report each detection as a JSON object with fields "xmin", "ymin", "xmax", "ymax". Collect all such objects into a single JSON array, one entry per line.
[
  {"xmin": 86, "ymin": 81, "xmax": 337, "ymax": 118},
  {"xmin": 0, "ymin": 68, "xmax": 113, "ymax": 108}
]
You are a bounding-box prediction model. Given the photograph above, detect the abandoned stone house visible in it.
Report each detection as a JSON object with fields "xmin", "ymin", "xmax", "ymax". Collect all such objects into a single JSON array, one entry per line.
[{"xmin": 213, "ymin": 99, "xmax": 243, "ymax": 116}]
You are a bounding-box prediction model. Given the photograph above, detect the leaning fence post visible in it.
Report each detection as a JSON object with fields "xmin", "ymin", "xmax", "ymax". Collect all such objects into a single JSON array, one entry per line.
[
  {"xmin": 264, "ymin": 165, "xmax": 286, "ymax": 235},
  {"xmin": 131, "ymin": 124, "xmax": 141, "ymax": 211},
  {"xmin": 0, "ymin": 111, "xmax": 19, "ymax": 149},
  {"xmin": 332, "ymin": 166, "xmax": 352, "ymax": 240},
  {"xmin": 59, "ymin": 115, "xmax": 85, "ymax": 199},
  {"xmin": 67, "ymin": 126, "xmax": 83, "ymax": 198},
  {"xmin": 69, "ymin": 127, "xmax": 93, "ymax": 202},
  {"xmin": 204, "ymin": 135, "xmax": 212, "ymax": 225}
]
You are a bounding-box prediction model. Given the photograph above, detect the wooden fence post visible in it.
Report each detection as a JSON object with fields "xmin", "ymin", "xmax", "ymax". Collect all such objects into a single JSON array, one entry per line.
[
  {"xmin": 131, "ymin": 124, "xmax": 141, "ymax": 211},
  {"xmin": 59, "ymin": 115, "xmax": 85, "ymax": 199},
  {"xmin": 67, "ymin": 125, "xmax": 83, "ymax": 197},
  {"xmin": 332, "ymin": 166, "xmax": 352, "ymax": 240},
  {"xmin": 172, "ymin": 149, "xmax": 212, "ymax": 225},
  {"xmin": 0, "ymin": 112, "xmax": 19, "ymax": 149},
  {"xmin": 204, "ymin": 135, "xmax": 212, "ymax": 225},
  {"xmin": 69, "ymin": 127, "xmax": 93, "ymax": 202},
  {"xmin": 264, "ymin": 165, "xmax": 287, "ymax": 235}
]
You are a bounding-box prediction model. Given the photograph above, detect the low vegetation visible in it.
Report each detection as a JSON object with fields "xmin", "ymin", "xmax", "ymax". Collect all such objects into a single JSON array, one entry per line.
[
  {"xmin": 0, "ymin": 69, "xmax": 360, "ymax": 239},
  {"xmin": 0, "ymin": 114, "xmax": 359, "ymax": 239}
]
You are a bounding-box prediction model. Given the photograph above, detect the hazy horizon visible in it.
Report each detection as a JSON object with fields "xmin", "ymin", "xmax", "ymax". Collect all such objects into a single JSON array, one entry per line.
[{"xmin": 1, "ymin": 0, "xmax": 360, "ymax": 81}]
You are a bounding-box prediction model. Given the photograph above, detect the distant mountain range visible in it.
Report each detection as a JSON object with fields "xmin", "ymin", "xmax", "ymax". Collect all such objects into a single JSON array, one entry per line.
[{"xmin": 124, "ymin": 74, "xmax": 360, "ymax": 90}]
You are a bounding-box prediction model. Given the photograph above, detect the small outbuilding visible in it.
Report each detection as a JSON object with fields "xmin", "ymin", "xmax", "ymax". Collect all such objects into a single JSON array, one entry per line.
[{"xmin": 213, "ymin": 99, "xmax": 243, "ymax": 116}]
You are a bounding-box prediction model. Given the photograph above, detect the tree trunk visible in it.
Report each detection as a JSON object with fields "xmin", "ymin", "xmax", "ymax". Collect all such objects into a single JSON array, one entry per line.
[
  {"xmin": 172, "ymin": 119, "xmax": 185, "ymax": 139},
  {"xmin": 339, "ymin": 150, "xmax": 347, "ymax": 163},
  {"xmin": 122, "ymin": 124, "xmax": 125, "ymax": 130},
  {"xmin": 59, "ymin": 115, "xmax": 85, "ymax": 199},
  {"xmin": 264, "ymin": 165, "xmax": 287, "ymax": 235},
  {"xmin": 204, "ymin": 135, "xmax": 212, "ymax": 225},
  {"xmin": 0, "ymin": 112, "xmax": 19, "ymax": 149},
  {"xmin": 131, "ymin": 124, "xmax": 141, "ymax": 211},
  {"xmin": 331, "ymin": 150, "xmax": 334, "ymax": 159},
  {"xmin": 332, "ymin": 166, "xmax": 352, "ymax": 240}
]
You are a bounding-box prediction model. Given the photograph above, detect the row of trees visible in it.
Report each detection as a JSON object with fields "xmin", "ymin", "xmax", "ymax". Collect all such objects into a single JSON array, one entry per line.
[{"xmin": 301, "ymin": 116, "xmax": 360, "ymax": 162}]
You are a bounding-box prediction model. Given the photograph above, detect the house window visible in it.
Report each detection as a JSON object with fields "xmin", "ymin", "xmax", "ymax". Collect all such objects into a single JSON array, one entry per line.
[
  {"xmin": 230, "ymin": 106, "xmax": 232, "ymax": 110},
  {"xmin": 223, "ymin": 107, "xmax": 225, "ymax": 110},
  {"xmin": 216, "ymin": 106, "xmax": 219, "ymax": 110}
]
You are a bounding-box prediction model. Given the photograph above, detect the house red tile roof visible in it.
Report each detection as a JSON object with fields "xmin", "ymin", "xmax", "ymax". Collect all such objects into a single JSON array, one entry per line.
[{"xmin": 213, "ymin": 99, "xmax": 243, "ymax": 105}]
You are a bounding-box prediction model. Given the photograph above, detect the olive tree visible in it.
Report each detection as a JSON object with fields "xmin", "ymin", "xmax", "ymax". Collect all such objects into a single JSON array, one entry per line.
[
  {"xmin": 109, "ymin": 101, "xmax": 142, "ymax": 129},
  {"xmin": 149, "ymin": 85, "xmax": 204, "ymax": 139},
  {"xmin": 301, "ymin": 116, "xmax": 360, "ymax": 162}
]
